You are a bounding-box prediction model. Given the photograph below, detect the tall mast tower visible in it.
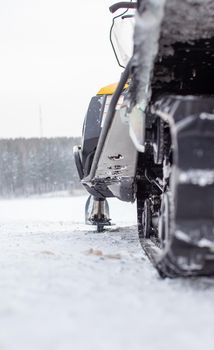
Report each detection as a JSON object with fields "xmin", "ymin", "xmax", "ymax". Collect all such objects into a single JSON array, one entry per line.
[{"xmin": 39, "ymin": 105, "xmax": 43, "ymax": 138}]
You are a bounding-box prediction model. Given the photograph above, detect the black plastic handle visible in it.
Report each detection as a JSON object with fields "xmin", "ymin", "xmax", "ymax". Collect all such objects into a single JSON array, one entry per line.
[{"xmin": 109, "ymin": 2, "xmax": 137, "ymax": 14}]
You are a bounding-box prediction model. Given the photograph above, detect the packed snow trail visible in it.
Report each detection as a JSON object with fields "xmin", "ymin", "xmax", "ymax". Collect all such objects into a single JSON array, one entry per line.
[{"xmin": 0, "ymin": 195, "xmax": 213, "ymax": 350}]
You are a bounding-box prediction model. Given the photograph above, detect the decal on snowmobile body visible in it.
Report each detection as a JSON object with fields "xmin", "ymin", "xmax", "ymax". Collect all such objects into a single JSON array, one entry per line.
[{"xmin": 97, "ymin": 83, "xmax": 128, "ymax": 95}]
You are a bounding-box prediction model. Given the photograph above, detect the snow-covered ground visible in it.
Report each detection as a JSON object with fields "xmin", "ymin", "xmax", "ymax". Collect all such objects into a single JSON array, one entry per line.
[{"xmin": 0, "ymin": 195, "xmax": 213, "ymax": 350}]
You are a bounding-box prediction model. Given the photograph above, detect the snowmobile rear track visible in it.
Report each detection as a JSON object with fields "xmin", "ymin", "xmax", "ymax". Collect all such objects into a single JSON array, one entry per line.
[{"xmin": 139, "ymin": 96, "xmax": 214, "ymax": 278}]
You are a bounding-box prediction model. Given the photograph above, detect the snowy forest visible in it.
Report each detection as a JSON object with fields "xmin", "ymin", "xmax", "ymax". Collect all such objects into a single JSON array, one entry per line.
[{"xmin": 0, "ymin": 137, "xmax": 82, "ymax": 197}]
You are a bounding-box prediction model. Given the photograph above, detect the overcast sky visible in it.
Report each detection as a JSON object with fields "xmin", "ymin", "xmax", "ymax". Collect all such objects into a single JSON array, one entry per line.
[{"xmin": 0, "ymin": 0, "xmax": 122, "ymax": 138}]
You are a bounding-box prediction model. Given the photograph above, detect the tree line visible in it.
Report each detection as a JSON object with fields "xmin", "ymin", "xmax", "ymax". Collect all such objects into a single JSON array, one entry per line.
[{"xmin": 0, "ymin": 137, "xmax": 82, "ymax": 197}]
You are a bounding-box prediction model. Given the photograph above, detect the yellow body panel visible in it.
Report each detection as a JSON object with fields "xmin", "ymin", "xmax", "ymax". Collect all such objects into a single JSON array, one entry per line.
[{"xmin": 97, "ymin": 83, "xmax": 128, "ymax": 95}]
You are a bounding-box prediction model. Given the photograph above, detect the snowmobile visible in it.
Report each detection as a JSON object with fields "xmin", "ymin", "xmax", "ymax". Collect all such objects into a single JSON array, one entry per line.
[
  {"xmin": 74, "ymin": 0, "xmax": 214, "ymax": 278},
  {"xmin": 73, "ymin": 82, "xmax": 129, "ymax": 232}
]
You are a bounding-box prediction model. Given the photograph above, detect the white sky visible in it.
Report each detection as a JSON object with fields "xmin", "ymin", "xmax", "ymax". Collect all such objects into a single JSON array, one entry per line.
[{"xmin": 0, "ymin": 0, "xmax": 122, "ymax": 138}]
